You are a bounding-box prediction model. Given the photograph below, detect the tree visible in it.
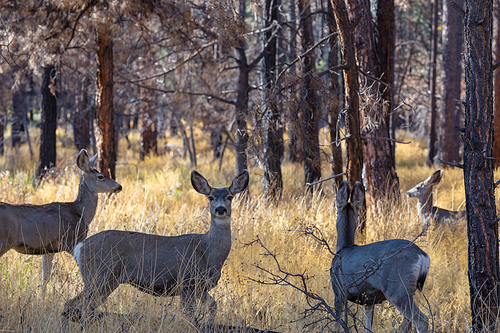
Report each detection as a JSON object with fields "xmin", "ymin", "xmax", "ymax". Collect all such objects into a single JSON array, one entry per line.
[
  {"xmin": 37, "ymin": 64, "xmax": 58, "ymax": 178},
  {"xmin": 329, "ymin": 0, "xmax": 364, "ymax": 188},
  {"xmin": 298, "ymin": 0, "xmax": 321, "ymax": 187},
  {"xmin": 493, "ymin": 0, "xmax": 500, "ymax": 166},
  {"xmin": 261, "ymin": 0, "xmax": 283, "ymax": 199},
  {"xmin": 95, "ymin": 23, "xmax": 117, "ymax": 179},
  {"xmin": 463, "ymin": 0, "xmax": 499, "ymax": 330},
  {"xmin": 427, "ymin": 0, "xmax": 439, "ymax": 165},
  {"xmin": 439, "ymin": 0, "xmax": 463, "ymax": 165}
]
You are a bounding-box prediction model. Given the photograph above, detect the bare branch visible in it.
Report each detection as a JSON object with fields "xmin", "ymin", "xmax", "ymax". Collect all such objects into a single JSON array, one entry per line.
[
  {"xmin": 306, "ymin": 173, "xmax": 346, "ymax": 187},
  {"xmin": 360, "ymin": 136, "xmax": 411, "ymax": 144},
  {"xmin": 439, "ymin": 159, "xmax": 464, "ymax": 169}
]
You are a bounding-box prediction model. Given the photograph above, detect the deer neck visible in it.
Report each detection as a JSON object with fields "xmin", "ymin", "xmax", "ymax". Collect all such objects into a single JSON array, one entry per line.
[
  {"xmin": 74, "ymin": 177, "xmax": 99, "ymax": 226},
  {"xmin": 417, "ymin": 191, "xmax": 434, "ymax": 221},
  {"xmin": 336, "ymin": 206, "xmax": 357, "ymax": 252},
  {"xmin": 204, "ymin": 217, "xmax": 232, "ymax": 266}
]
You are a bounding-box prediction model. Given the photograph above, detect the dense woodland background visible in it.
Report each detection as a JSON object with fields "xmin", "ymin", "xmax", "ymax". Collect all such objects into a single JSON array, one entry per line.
[{"xmin": 0, "ymin": 0, "xmax": 500, "ymax": 332}]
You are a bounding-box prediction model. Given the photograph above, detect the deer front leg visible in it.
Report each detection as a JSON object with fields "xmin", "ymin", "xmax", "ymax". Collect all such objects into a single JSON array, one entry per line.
[{"xmin": 41, "ymin": 253, "xmax": 54, "ymax": 295}]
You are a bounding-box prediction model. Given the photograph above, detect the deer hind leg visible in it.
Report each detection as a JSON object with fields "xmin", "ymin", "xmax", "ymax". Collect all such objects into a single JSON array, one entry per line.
[
  {"xmin": 62, "ymin": 278, "xmax": 119, "ymax": 325},
  {"xmin": 181, "ymin": 289, "xmax": 217, "ymax": 327},
  {"xmin": 388, "ymin": 294, "xmax": 428, "ymax": 333},
  {"xmin": 364, "ymin": 304, "xmax": 375, "ymax": 332},
  {"xmin": 41, "ymin": 253, "xmax": 55, "ymax": 295}
]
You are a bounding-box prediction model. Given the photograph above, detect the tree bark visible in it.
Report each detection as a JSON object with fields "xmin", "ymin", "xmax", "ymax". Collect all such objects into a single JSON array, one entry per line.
[
  {"xmin": 11, "ymin": 75, "xmax": 26, "ymax": 149},
  {"xmin": 140, "ymin": 89, "xmax": 158, "ymax": 160},
  {"xmin": 261, "ymin": 0, "xmax": 283, "ymax": 200},
  {"xmin": 326, "ymin": 2, "xmax": 343, "ymax": 189},
  {"xmin": 427, "ymin": 0, "xmax": 440, "ymax": 165},
  {"xmin": 493, "ymin": 0, "xmax": 500, "ymax": 167},
  {"xmin": 298, "ymin": 0, "xmax": 321, "ymax": 188},
  {"xmin": 330, "ymin": 0, "xmax": 363, "ymax": 188},
  {"xmin": 73, "ymin": 77, "xmax": 91, "ymax": 151},
  {"xmin": 463, "ymin": 0, "xmax": 499, "ymax": 330},
  {"xmin": 439, "ymin": 0, "xmax": 463, "ymax": 165},
  {"xmin": 235, "ymin": 0, "xmax": 249, "ymax": 176},
  {"xmin": 37, "ymin": 65, "xmax": 58, "ymax": 178},
  {"xmin": 95, "ymin": 24, "xmax": 117, "ymax": 179}
]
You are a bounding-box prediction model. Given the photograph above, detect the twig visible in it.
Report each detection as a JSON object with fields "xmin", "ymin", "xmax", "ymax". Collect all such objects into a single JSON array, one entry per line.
[
  {"xmin": 276, "ymin": 32, "xmax": 338, "ymax": 83},
  {"xmin": 306, "ymin": 173, "xmax": 346, "ymax": 186},
  {"xmin": 360, "ymin": 136, "xmax": 411, "ymax": 144},
  {"xmin": 439, "ymin": 159, "xmax": 464, "ymax": 169},
  {"xmin": 493, "ymin": 62, "xmax": 500, "ymax": 71},
  {"xmin": 495, "ymin": 179, "xmax": 500, "ymax": 188},
  {"xmin": 65, "ymin": 0, "xmax": 98, "ymax": 50}
]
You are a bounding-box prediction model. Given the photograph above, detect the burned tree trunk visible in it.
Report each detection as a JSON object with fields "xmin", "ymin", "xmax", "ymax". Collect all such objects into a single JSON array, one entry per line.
[
  {"xmin": 140, "ymin": 89, "xmax": 158, "ymax": 161},
  {"xmin": 73, "ymin": 77, "xmax": 91, "ymax": 151},
  {"xmin": 261, "ymin": 0, "xmax": 283, "ymax": 199},
  {"xmin": 463, "ymin": 0, "xmax": 500, "ymax": 330},
  {"xmin": 326, "ymin": 3, "xmax": 343, "ymax": 189},
  {"xmin": 427, "ymin": 0, "xmax": 440, "ymax": 165},
  {"xmin": 95, "ymin": 24, "xmax": 117, "ymax": 179},
  {"xmin": 493, "ymin": 1, "xmax": 500, "ymax": 167},
  {"xmin": 298, "ymin": 0, "xmax": 321, "ymax": 187},
  {"xmin": 37, "ymin": 65, "xmax": 58, "ymax": 178}
]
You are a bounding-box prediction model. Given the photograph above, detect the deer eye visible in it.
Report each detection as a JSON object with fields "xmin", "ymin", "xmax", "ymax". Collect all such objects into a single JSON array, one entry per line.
[
  {"xmin": 227, "ymin": 195, "xmax": 234, "ymax": 201},
  {"xmin": 208, "ymin": 196, "xmax": 215, "ymax": 201},
  {"xmin": 97, "ymin": 174, "xmax": 105, "ymax": 180}
]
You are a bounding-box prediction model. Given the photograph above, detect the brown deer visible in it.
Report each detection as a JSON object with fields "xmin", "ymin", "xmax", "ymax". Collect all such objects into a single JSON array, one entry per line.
[
  {"xmin": 0, "ymin": 149, "xmax": 122, "ymax": 293},
  {"xmin": 406, "ymin": 169, "xmax": 466, "ymax": 230},
  {"xmin": 331, "ymin": 180, "xmax": 430, "ymax": 332},
  {"xmin": 62, "ymin": 170, "xmax": 249, "ymax": 326}
]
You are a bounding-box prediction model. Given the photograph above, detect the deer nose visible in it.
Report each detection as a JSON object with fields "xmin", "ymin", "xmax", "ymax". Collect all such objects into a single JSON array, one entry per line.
[{"xmin": 215, "ymin": 206, "xmax": 227, "ymax": 215}]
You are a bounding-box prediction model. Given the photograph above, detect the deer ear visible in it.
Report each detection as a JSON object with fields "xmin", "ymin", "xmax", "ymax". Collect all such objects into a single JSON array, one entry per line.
[
  {"xmin": 350, "ymin": 181, "xmax": 365, "ymax": 210},
  {"xmin": 89, "ymin": 153, "xmax": 98, "ymax": 168},
  {"xmin": 427, "ymin": 169, "xmax": 443, "ymax": 186},
  {"xmin": 76, "ymin": 149, "xmax": 91, "ymax": 173},
  {"xmin": 336, "ymin": 180, "xmax": 350, "ymax": 208},
  {"xmin": 191, "ymin": 171, "xmax": 212, "ymax": 195},
  {"xmin": 230, "ymin": 170, "xmax": 249, "ymax": 194}
]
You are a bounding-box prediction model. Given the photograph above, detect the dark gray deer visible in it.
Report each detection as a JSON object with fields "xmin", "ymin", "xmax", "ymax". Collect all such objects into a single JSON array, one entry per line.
[
  {"xmin": 62, "ymin": 170, "xmax": 249, "ymax": 326},
  {"xmin": 331, "ymin": 180, "xmax": 430, "ymax": 333},
  {"xmin": 0, "ymin": 149, "xmax": 122, "ymax": 293},
  {"xmin": 406, "ymin": 169, "xmax": 466, "ymax": 230}
]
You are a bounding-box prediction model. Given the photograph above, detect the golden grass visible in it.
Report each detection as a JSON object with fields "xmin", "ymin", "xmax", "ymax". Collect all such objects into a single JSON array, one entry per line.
[{"xmin": 0, "ymin": 128, "xmax": 497, "ymax": 332}]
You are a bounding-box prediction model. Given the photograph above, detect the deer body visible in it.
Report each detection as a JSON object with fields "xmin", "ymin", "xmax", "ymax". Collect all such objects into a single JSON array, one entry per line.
[
  {"xmin": 63, "ymin": 170, "xmax": 249, "ymax": 325},
  {"xmin": 331, "ymin": 181, "xmax": 430, "ymax": 333},
  {"xmin": 0, "ymin": 150, "xmax": 122, "ymax": 291},
  {"xmin": 407, "ymin": 169, "xmax": 466, "ymax": 229}
]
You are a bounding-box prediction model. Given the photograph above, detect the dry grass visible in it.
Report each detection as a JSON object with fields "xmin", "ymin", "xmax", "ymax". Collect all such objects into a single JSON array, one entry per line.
[{"xmin": 0, "ymin": 128, "xmax": 496, "ymax": 332}]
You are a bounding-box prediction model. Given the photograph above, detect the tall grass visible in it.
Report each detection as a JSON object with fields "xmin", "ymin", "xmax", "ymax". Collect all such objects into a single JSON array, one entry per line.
[{"xmin": 0, "ymin": 128, "xmax": 494, "ymax": 332}]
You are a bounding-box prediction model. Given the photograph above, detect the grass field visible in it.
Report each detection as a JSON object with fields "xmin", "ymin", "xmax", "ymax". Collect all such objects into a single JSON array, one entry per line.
[{"xmin": 0, "ymin": 128, "xmax": 493, "ymax": 332}]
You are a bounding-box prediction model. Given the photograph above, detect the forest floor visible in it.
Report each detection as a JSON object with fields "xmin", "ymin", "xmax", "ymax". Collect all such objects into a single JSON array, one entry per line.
[{"xmin": 0, "ymin": 127, "xmax": 496, "ymax": 332}]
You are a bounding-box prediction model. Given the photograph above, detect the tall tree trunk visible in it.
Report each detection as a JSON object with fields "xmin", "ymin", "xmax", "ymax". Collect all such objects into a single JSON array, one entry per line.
[
  {"xmin": 37, "ymin": 65, "xmax": 58, "ymax": 178},
  {"xmin": 493, "ymin": 0, "xmax": 500, "ymax": 167},
  {"xmin": 140, "ymin": 89, "xmax": 158, "ymax": 160},
  {"xmin": 330, "ymin": 0, "xmax": 364, "ymax": 187},
  {"xmin": 73, "ymin": 77, "xmax": 91, "ymax": 151},
  {"xmin": 326, "ymin": 1, "xmax": 343, "ymax": 189},
  {"xmin": 298, "ymin": 0, "xmax": 321, "ymax": 187},
  {"xmin": 235, "ymin": 0, "xmax": 249, "ymax": 177},
  {"xmin": 463, "ymin": 0, "xmax": 499, "ymax": 330},
  {"xmin": 427, "ymin": 0, "xmax": 439, "ymax": 165},
  {"xmin": 439, "ymin": 0, "xmax": 463, "ymax": 165},
  {"xmin": 11, "ymin": 75, "xmax": 26, "ymax": 149},
  {"xmin": 95, "ymin": 24, "xmax": 116, "ymax": 179},
  {"xmin": 261, "ymin": 0, "xmax": 283, "ymax": 200}
]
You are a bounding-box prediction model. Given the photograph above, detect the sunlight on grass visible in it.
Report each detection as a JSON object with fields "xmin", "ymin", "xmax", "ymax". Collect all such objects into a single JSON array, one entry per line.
[{"xmin": 0, "ymin": 128, "xmax": 489, "ymax": 332}]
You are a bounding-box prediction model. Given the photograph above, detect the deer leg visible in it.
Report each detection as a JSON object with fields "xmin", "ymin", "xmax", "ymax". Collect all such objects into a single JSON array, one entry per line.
[
  {"xmin": 365, "ymin": 304, "xmax": 374, "ymax": 332},
  {"xmin": 41, "ymin": 253, "xmax": 55, "ymax": 294},
  {"xmin": 388, "ymin": 295, "xmax": 428, "ymax": 333}
]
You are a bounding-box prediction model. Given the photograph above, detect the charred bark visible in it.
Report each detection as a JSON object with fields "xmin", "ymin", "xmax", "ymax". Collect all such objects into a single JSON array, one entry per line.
[
  {"xmin": 37, "ymin": 65, "xmax": 58, "ymax": 178},
  {"xmin": 493, "ymin": 1, "xmax": 500, "ymax": 167},
  {"xmin": 261, "ymin": 0, "xmax": 283, "ymax": 200},
  {"xmin": 73, "ymin": 77, "xmax": 91, "ymax": 151},
  {"xmin": 95, "ymin": 24, "xmax": 117, "ymax": 179},
  {"xmin": 463, "ymin": 0, "xmax": 500, "ymax": 330},
  {"xmin": 140, "ymin": 90, "xmax": 158, "ymax": 161},
  {"xmin": 427, "ymin": 0, "xmax": 440, "ymax": 165},
  {"xmin": 298, "ymin": 0, "xmax": 321, "ymax": 188}
]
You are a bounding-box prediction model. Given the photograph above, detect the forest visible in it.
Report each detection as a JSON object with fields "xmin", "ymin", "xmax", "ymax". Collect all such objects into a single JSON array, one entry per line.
[{"xmin": 0, "ymin": 0, "xmax": 499, "ymax": 332}]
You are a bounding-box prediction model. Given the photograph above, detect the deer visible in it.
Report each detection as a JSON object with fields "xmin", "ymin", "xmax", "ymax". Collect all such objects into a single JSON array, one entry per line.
[
  {"xmin": 0, "ymin": 149, "xmax": 122, "ymax": 293},
  {"xmin": 62, "ymin": 170, "xmax": 249, "ymax": 327},
  {"xmin": 406, "ymin": 169, "xmax": 466, "ymax": 230},
  {"xmin": 331, "ymin": 180, "xmax": 430, "ymax": 333}
]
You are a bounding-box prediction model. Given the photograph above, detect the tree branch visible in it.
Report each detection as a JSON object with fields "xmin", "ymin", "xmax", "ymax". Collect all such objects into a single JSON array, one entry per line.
[
  {"xmin": 306, "ymin": 173, "xmax": 346, "ymax": 186},
  {"xmin": 439, "ymin": 159, "xmax": 464, "ymax": 169},
  {"xmin": 65, "ymin": 0, "xmax": 99, "ymax": 50}
]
